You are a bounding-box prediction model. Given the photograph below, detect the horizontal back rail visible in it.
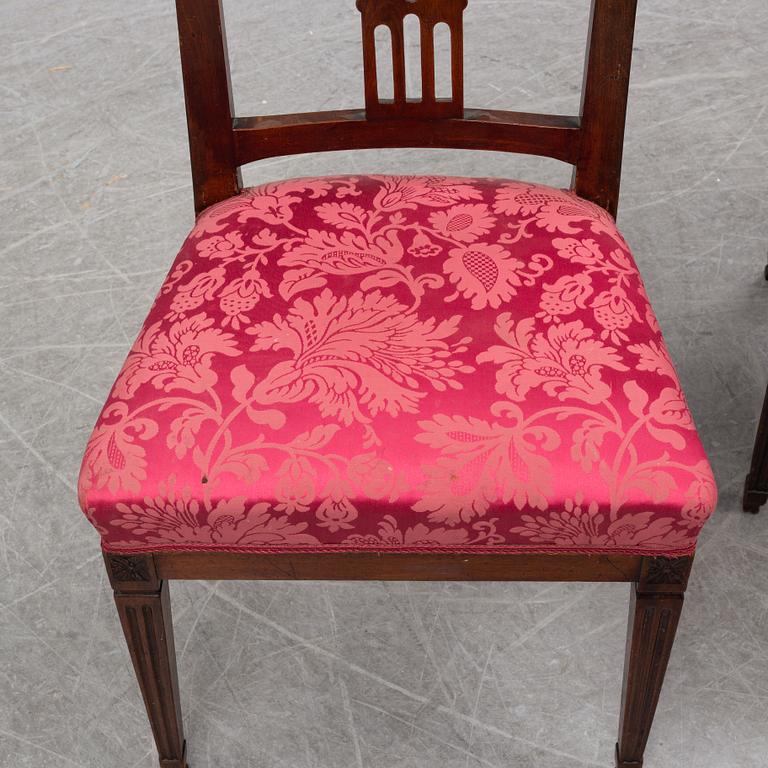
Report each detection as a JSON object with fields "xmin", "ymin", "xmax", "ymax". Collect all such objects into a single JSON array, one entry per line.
[
  {"xmin": 233, "ymin": 108, "xmax": 581, "ymax": 165},
  {"xmin": 175, "ymin": 0, "xmax": 639, "ymax": 217}
]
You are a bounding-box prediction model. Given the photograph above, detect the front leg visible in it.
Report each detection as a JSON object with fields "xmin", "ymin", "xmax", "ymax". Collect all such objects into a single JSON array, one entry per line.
[
  {"xmin": 105, "ymin": 553, "xmax": 188, "ymax": 768},
  {"xmin": 615, "ymin": 556, "xmax": 691, "ymax": 768}
]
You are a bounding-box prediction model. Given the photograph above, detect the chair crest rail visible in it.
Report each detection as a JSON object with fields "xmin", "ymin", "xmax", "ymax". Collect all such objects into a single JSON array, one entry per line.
[{"xmin": 176, "ymin": 0, "xmax": 638, "ymax": 218}]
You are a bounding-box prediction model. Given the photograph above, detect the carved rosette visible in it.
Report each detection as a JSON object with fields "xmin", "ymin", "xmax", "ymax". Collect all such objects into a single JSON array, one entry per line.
[
  {"xmin": 639, "ymin": 556, "xmax": 692, "ymax": 593},
  {"xmin": 110, "ymin": 555, "xmax": 151, "ymax": 581},
  {"xmin": 105, "ymin": 553, "xmax": 159, "ymax": 592}
]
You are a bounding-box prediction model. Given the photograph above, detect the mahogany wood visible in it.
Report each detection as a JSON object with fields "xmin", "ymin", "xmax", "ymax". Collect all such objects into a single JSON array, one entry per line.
[
  {"xmin": 233, "ymin": 108, "xmax": 581, "ymax": 165},
  {"xmin": 743, "ymin": 381, "xmax": 768, "ymax": 512},
  {"xmin": 357, "ymin": 0, "xmax": 467, "ymax": 118},
  {"xmin": 175, "ymin": 0, "xmax": 241, "ymax": 214},
  {"xmin": 107, "ymin": 552, "xmax": 692, "ymax": 768},
  {"xmin": 108, "ymin": 554, "xmax": 187, "ymax": 768},
  {"xmin": 615, "ymin": 557, "xmax": 691, "ymax": 768},
  {"xmin": 573, "ymin": 0, "xmax": 639, "ymax": 217},
  {"xmin": 155, "ymin": 550, "xmax": 642, "ymax": 582},
  {"xmin": 174, "ymin": 0, "xmax": 640, "ymax": 215}
]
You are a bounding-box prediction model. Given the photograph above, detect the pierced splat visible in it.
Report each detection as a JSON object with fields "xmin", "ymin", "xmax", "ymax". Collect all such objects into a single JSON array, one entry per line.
[{"xmin": 357, "ymin": 0, "xmax": 468, "ymax": 119}]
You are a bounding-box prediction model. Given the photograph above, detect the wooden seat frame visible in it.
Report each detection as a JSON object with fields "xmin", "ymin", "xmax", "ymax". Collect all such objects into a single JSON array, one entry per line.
[{"xmin": 102, "ymin": 2, "xmax": 696, "ymax": 767}]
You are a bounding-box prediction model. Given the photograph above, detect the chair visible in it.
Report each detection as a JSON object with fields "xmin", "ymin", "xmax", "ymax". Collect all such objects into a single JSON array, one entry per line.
[{"xmin": 78, "ymin": 1, "xmax": 718, "ymax": 766}]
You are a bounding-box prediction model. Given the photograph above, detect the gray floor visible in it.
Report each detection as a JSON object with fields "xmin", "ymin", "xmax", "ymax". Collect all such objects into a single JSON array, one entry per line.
[{"xmin": 2, "ymin": 0, "xmax": 768, "ymax": 766}]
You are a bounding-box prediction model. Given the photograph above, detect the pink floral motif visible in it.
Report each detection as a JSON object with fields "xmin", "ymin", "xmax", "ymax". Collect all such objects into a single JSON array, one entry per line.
[
  {"xmin": 218, "ymin": 264, "xmax": 272, "ymax": 329},
  {"xmin": 77, "ymin": 175, "xmax": 716, "ymax": 557},
  {"xmin": 624, "ymin": 380, "xmax": 696, "ymax": 450},
  {"xmin": 552, "ymin": 237, "xmax": 605, "ymax": 266},
  {"xmin": 316, "ymin": 496, "xmax": 358, "ymax": 532},
  {"xmin": 628, "ymin": 340, "xmax": 678, "ymax": 381},
  {"xmin": 234, "ymin": 187, "xmax": 302, "ymax": 226},
  {"xmin": 494, "ymin": 184, "xmax": 615, "ymax": 236},
  {"xmin": 537, "ymin": 273, "xmax": 594, "ymax": 323},
  {"xmin": 533, "ymin": 195, "xmax": 615, "ymax": 234},
  {"xmin": 429, "ymin": 204, "xmax": 496, "ymax": 243},
  {"xmin": 205, "ymin": 499, "xmax": 305, "ymax": 545},
  {"xmin": 591, "ymin": 286, "xmax": 641, "ymax": 342},
  {"xmin": 246, "ymin": 288, "xmax": 474, "ymax": 428},
  {"xmin": 413, "ymin": 411, "xmax": 559, "ymax": 523},
  {"xmin": 510, "ymin": 494, "xmax": 692, "ymax": 550},
  {"xmin": 681, "ymin": 470, "xmax": 717, "ymax": 528},
  {"xmin": 113, "ymin": 477, "xmax": 203, "ymax": 541},
  {"xmin": 493, "ymin": 182, "xmax": 568, "ymax": 217},
  {"xmin": 114, "ymin": 313, "xmax": 239, "ymax": 398},
  {"xmin": 346, "ymin": 453, "xmax": 401, "ymax": 500},
  {"xmin": 407, "ymin": 232, "xmax": 442, "ymax": 258},
  {"xmin": 315, "ymin": 201, "xmax": 369, "ymax": 230},
  {"xmin": 167, "ymin": 267, "xmax": 227, "ymax": 320},
  {"xmin": 280, "ymin": 228, "xmax": 403, "ymax": 275},
  {"xmin": 196, "ymin": 231, "xmax": 258, "ymax": 263},
  {"xmin": 649, "ymin": 388, "xmax": 695, "ymax": 431},
  {"xmin": 373, "ymin": 176, "xmax": 482, "ymax": 211},
  {"xmin": 79, "ymin": 403, "xmax": 158, "ymax": 494},
  {"xmin": 444, "ymin": 243, "xmax": 524, "ymax": 309},
  {"xmin": 570, "ymin": 416, "xmax": 611, "ymax": 472},
  {"xmin": 274, "ymin": 457, "xmax": 317, "ymax": 514},
  {"xmin": 113, "ymin": 478, "xmax": 319, "ymax": 546},
  {"xmin": 478, "ymin": 316, "xmax": 628, "ymax": 404},
  {"xmin": 342, "ymin": 515, "xmax": 503, "ymax": 547}
]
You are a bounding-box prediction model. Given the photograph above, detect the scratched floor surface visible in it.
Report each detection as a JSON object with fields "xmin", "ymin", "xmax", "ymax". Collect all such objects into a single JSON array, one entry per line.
[{"xmin": 2, "ymin": 1, "xmax": 768, "ymax": 766}]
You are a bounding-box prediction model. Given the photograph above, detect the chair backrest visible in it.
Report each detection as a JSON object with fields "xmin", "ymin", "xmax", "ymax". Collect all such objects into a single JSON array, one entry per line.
[{"xmin": 175, "ymin": 0, "xmax": 638, "ymax": 217}]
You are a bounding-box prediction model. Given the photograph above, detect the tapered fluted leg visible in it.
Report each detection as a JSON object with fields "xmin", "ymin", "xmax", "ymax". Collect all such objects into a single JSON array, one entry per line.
[
  {"xmin": 105, "ymin": 554, "xmax": 187, "ymax": 768},
  {"xmin": 615, "ymin": 557, "xmax": 691, "ymax": 768}
]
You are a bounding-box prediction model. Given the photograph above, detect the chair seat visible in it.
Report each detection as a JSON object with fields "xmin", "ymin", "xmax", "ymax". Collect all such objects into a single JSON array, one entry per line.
[{"xmin": 78, "ymin": 175, "xmax": 716, "ymax": 555}]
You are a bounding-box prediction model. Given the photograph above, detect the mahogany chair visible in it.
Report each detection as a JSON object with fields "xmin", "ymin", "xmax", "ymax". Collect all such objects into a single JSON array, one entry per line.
[{"xmin": 79, "ymin": 1, "xmax": 718, "ymax": 766}]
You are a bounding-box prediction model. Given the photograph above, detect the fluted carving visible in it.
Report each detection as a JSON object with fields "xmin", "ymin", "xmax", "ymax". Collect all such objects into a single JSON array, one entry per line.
[
  {"xmin": 114, "ymin": 581, "xmax": 187, "ymax": 768},
  {"xmin": 616, "ymin": 586, "xmax": 684, "ymax": 768}
]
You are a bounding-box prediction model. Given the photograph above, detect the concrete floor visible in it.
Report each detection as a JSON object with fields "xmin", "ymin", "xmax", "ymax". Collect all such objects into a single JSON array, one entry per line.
[{"xmin": 2, "ymin": 0, "xmax": 768, "ymax": 766}]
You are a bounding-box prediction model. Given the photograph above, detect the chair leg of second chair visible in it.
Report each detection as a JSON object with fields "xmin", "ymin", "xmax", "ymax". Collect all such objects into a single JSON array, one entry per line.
[{"xmin": 743, "ymin": 382, "xmax": 768, "ymax": 513}]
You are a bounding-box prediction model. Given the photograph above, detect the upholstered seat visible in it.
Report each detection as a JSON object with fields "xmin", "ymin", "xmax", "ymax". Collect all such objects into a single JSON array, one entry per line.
[{"xmin": 78, "ymin": 175, "xmax": 715, "ymax": 555}]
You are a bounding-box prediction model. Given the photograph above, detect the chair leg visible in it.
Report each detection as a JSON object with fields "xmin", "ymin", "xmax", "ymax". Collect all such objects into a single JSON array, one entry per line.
[
  {"xmin": 105, "ymin": 554, "xmax": 187, "ymax": 768},
  {"xmin": 743, "ymin": 380, "xmax": 768, "ymax": 512},
  {"xmin": 615, "ymin": 557, "xmax": 691, "ymax": 768}
]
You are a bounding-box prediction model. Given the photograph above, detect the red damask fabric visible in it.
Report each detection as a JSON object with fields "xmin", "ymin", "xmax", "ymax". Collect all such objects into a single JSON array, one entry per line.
[{"xmin": 78, "ymin": 176, "xmax": 716, "ymax": 555}]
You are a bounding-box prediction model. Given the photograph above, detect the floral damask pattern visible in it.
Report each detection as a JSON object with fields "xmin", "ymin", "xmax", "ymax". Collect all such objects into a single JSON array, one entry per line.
[{"xmin": 78, "ymin": 175, "xmax": 716, "ymax": 555}]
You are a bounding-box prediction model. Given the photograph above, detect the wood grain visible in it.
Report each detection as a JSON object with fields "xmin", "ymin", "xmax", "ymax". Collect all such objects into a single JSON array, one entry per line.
[
  {"xmin": 113, "ymin": 579, "xmax": 187, "ymax": 768},
  {"xmin": 155, "ymin": 550, "xmax": 642, "ymax": 582},
  {"xmin": 173, "ymin": 0, "xmax": 640, "ymax": 215},
  {"xmin": 175, "ymin": 0, "xmax": 241, "ymax": 214},
  {"xmin": 616, "ymin": 582, "xmax": 686, "ymax": 767},
  {"xmin": 357, "ymin": 0, "xmax": 467, "ymax": 119},
  {"xmin": 573, "ymin": 0, "xmax": 639, "ymax": 216},
  {"xmin": 233, "ymin": 108, "xmax": 581, "ymax": 165}
]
